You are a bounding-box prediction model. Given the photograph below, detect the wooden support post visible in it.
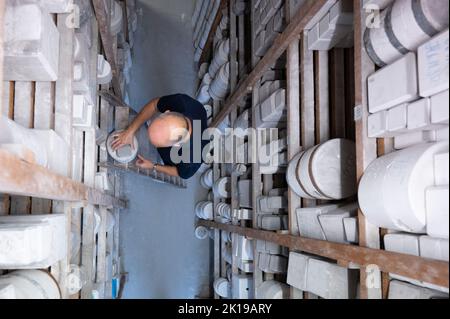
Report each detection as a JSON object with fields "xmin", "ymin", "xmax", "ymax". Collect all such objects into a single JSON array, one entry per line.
[
  {"xmin": 92, "ymin": 0, "xmax": 123, "ymax": 100},
  {"xmin": 354, "ymin": 0, "xmax": 382, "ymax": 299}
]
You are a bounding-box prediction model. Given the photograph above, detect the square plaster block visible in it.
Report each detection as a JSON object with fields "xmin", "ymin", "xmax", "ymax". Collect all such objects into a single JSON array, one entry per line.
[
  {"xmin": 394, "ymin": 130, "xmax": 436, "ymax": 150},
  {"xmin": 308, "ymin": 23, "xmax": 333, "ymax": 51},
  {"xmin": 434, "ymin": 152, "xmax": 449, "ymax": 186},
  {"xmin": 384, "ymin": 233, "xmax": 420, "ymax": 256},
  {"xmin": 232, "ymin": 274, "xmax": 254, "ymax": 299},
  {"xmin": 307, "ymin": 259, "xmax": 357, "ymax": 299},
  {"xmin": 431, "ymin": 90, "xmax": 449, "ymax": 125},
  {"xmin": 238, "ymin": 180, "xmax": 253, "ymax": 208},
  {"xmin": 387, "ymin": 103, "xmax": 409, "ymax": 135},
  {"xmin": 426, "ymin": 186, "xmax": 449, "ymax": 239},
  {"xmin": 258, "ymin": 253, "xmax": 287, "ymax": 274},
  {"xmin": 418, "ymin": 30, "xmax": 449, "ymax": 98},
  {"xmin": 261, "ymin": 215, "xmax": 288, "ymax": 231},
  {"xmin": 287, "ymin": 252, "xmax": 309, "ymax": 291},
  {"xmin": 256, "ymin": 240, "xmax": 283, "ymax": 255},
  {"xmin": 419, "ymin": 236, "xmax": 449, "ymax": 262},
  {"xmin": 296, "ymin": 205, "xmax": 340, "ymax": 240},
  {"xmin": 343, "ymin": 217, "xmax": 359, "ymax": 244},
  {"xmin": 4, "ymin": 1, "xmax": 60, "ymax": 81},
  {"xmin": 368, "ymin": 53, "xmax": 418, "ymax": 113},
  {"xmin": 388, "ymin": 280, "xmax": 448, "ymax": 299},
  {"xmin": 368, "ymin": 110, "xmax": 389, "ymax": 138},
  {"xmin": 318, "ymin": 203, "xmax": 358, "ymax": 244},
  {"xmin": 0, "ymin": 214, "xmax": 67, "ymax": 269},
  {"xmin": 407, "ymin": 98, "xmax": 445, "ymax": 131}
]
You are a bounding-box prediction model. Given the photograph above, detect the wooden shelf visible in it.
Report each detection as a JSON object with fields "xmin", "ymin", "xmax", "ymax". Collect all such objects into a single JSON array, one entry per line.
[{"xmin": 203, "ymin": 0, "xmax": 449, "ymax": 300}]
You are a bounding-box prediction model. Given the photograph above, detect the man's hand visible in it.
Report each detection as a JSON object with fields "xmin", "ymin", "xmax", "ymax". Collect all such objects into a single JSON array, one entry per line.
[
  {"xmin": 111, "ymin": 129, "xmax": 136, "ymax": 151},
  {"xmin": 136, "ymin": 155, "xmax": 154, "ymax": 169}
]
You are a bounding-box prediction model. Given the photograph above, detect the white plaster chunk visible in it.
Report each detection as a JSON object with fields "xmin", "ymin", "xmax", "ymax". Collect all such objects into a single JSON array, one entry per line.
[
  {"xmin": 425, "ymin": 186, "xmax": 449, "ymax": 239},
  {"xmin": 95, "ymin": 172, "xmax": 112, "ymax": 192},
  {"xmin": 343, "ymin": 217, "xmax": 359, "ymax": 244},
  {"xmin": 368, "ymin": 53, "xmax": 419, "ymax": 113},
  {"xmin": 318, "ymin": 203, "xmax": 358, "ymax": 244},
  {"xmin": 0, "ymin": 116, "xmax": 70, "ymax": 176},
  {"xmin": 40, "ymin": 0, "xmax": 73, "ymax": 13},
  {"xmin": 387, "ymin": 103, "xmax": 409, "ymax": 135},
  {"xmin": 306, "ymin": 258, "xmax": 357, "ymax": 299},
  {"xmin": 237, "ymin": 260, "xmax": 254, "ymax": 273},
  {"xmin": 368, "ymin": 110, "xmax": 389, "ymax": 138},
  {"xmin": 232, "ymin": 234, "xmax": 254, "ymax": 261},
  {"xmin": 296, "ymin": 205, "xmax": 340, "ymax": 240},
  {"xmin": 329, "ymin": 0, "xmax": 353, "ymax": 25},
  {"xmin": 256, "ymin": 240, "xmax": 283, "ymax": 255},
  {"xmin": 431, "ymin": 90, "xmax": 450, "ymax": 125},
  {"xmin": 232, "ymin": 274, "xmax": 254, "ymax": 299},
  {"xmin": 384, "ymin": 233, "xmax": 420, "ymax": 256},
  {"xmin": 436, "ymin": 127, "xmax": 449, "ymax": 142},
  {"xmin": 4, "ymin": 1, "xmax": 60, "ymax": 81},
  {"xmin": 408, "ymin": 98, "xmax": 445, "ymax": 131},
  {"xmin": 434, "ymin": 152, "xmax": 449, "ymax": 186},
  {"xmin": 287, "ymin": 252, "xmax": 309, "ymax": 291},
  {"xmin": 419, "ymin": 236, "xmax": 449, "ymax": 262},
  {"xmin": 238, "ymin": 180, "xmax": 253, "ymax": 208},
  {"xmin": 256, "ymin": 280, "xmax": 291, "ymax": 299},
  {"xmin": 388, "ymin": 280, "xmax": 449, "ymax": 299},
  {"xmin": 0, "ymin": 284, "xmax": 17, "ymax": 299},
  {"xmin": 308, "ymin": 23, "xmax": 333, "ymax": 51},
  {"xmin": 394, "ymin": 130, "xmax": 437, "ymax": 150},
  {"xmin": 258, "ymin": 253, "xmax": 287, "ymax": 274},
  {"xmin": 0, "ymin": 214, "xmax": 67, "ymax": 269},
  {"xmin": 418, "ymin": 30, "xmax": 449, "ymax": 98},
  {"xmin": 261, "ymin": 215, "xmax": 288, "ymax": 231}
]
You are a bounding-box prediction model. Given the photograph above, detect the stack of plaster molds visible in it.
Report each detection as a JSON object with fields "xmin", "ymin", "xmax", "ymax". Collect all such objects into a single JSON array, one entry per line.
[
  {"xmin": 384, "ymin": 233, "xmax": 449, "ymax": 294},
  {"xmin": 286, "ymin": 139, "xmax": 357, "ymax": 200},
  {"xmin": 364, "ymin": 0, "xmax": 448, "ymax": 67},
  {"xmin": 260, "ymin": 135, "xmax": 288, "ymax": 174},
  {"xmin": 238, "ymin": 180, "xmax": 253, "ymax": 208},
  {"xmin": 3, "ymin": 0, "xmax": 60, "ymax": 81},
  {"xmin": 253, "ymin": 0, "xmax": 286, "ymax": 57},
  {"xmin": 192, "ymin": 0, "xmax": 223, "ymax": 62},
  {"xmin": 232, "ymin": 234, "xmax": 254, "ymax": 273},
  {"xmin": 0, "ymin": 214, "xmax": 67, "ymax": 269},
  {"xmin": 195, "ymin": 201, "xmax": 214, "ymax": 220},
  {"xmin": 287, "ymin": 252, "xmax": 359, "ymax": 299},
  {"xmin": 307, "ymin": 0, "xmax": 354, "ymax": 51},
  {"xmin": 295, "ymin": 203, "xmax": 359, "ymax": 244},
  {"xmin": 0, "ymin": 116, "xmax": 70, "ymax": 176},
  {"xmin": 216, "ymin": 202, "xmax": 232, "ymax": 223},
  {"xmin": 366, "ymin": 31, "xmax": 449, "ymax": 150},
  {"xmin": 200, "ymin": 168, "xmax": 214, "ymax": 189},
  {"xmin": 97, "ymin": 54, "xmax": 113, "ymax": 85},
  {"xmin": 255, "ymin": 70, "xmax": 287, "ymax": 129},
  {"xmin": 0, "ymin": 270, "xmax": 61, "ymax": 299}
]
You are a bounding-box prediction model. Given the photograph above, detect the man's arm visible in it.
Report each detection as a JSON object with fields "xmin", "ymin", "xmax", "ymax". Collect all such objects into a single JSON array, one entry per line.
[
  {"xmin": 135, "ymin": 155, "xmax": 180, "ymax": 177},
  {"xmin": 111, "ymin": 98, "xmax": 160, "ymax": 150}
]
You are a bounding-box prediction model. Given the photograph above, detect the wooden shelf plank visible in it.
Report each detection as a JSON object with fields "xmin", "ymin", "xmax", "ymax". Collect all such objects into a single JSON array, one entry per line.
[
  {"xmin": 198, "ymin": 220, "xmax": 450, "ymax": 289},
  {"xmin": 0, "ymin": 150, "xmax": 126, "ymax": 208}
]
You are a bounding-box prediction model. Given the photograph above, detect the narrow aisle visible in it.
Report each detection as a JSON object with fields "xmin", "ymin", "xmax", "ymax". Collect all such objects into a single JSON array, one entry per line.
[{"xmin": 119, "ymin": 0, "xmax": 211, "ymax": 299}]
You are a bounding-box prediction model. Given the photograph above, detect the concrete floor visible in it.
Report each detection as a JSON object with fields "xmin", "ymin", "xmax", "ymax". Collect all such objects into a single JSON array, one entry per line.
[{"xmin": 119, "ymin": 0, "xmax": 212, "ymax": 299}]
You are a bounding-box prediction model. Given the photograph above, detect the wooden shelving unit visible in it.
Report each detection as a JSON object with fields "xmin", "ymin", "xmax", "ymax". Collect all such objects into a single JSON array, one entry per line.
[
  {"xmin": 0, "ymin": 0, "xmax": 131, "ymax": 299},
  {"xmin": 198, "ymin": 0, "xmax": 449, "ymax": 299}
]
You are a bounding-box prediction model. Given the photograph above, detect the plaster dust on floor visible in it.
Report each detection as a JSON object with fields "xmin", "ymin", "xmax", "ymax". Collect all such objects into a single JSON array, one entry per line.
[{"xmin": 118, "ymin": 0, "xmax": 212, "ymax": 299}]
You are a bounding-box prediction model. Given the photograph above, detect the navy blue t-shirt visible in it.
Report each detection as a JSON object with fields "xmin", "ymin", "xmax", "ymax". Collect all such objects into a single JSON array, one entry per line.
[{"xmin": 156, "ymin": 94, "xmax": 208, "ymax": 179}]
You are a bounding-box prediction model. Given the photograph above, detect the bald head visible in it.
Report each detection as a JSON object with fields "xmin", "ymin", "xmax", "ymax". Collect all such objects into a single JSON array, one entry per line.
[{"xmin": 148, "ymin": 112, "xmax": 190, "ymax": 148}]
